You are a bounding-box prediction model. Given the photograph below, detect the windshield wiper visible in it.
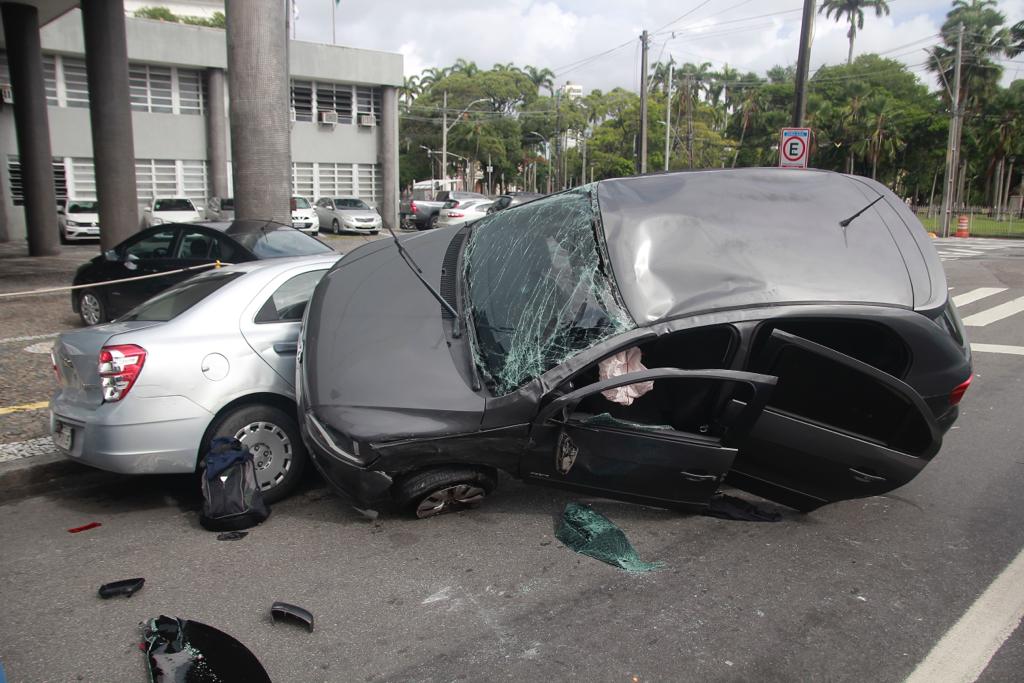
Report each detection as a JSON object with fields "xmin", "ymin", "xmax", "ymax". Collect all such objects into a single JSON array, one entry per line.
[{"xmin": 385, "ymin": 225, "xmax": 458, "ymax": 318}]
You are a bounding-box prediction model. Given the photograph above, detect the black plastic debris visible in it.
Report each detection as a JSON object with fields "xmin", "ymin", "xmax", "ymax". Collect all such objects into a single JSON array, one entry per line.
[
  {"xmin": 143, "ymin": 615, "xmax": 271, "ymax": 683},
  {"xmin": 555, "ymin": 502, "xmax": 663, "ymax": 573},
  {"xmin": 98, "ymin": 578, "xmax": 145, "ymax": 599},
  {"xmin": 271, "ymin": 602, "xmax": 314, "ymax": 632},
  {"xmin": 216, "ymin": 530, "xmax": 249, "ymax": 541},
  {"xmin": 704, "ymin": 493, "xmax": 782, "ymax": 522}
]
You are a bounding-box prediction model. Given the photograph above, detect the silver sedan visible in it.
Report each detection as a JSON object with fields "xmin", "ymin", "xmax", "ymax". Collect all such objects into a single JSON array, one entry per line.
[{"xmin": 49, "ymin": 253, "xmax": 341, "ymax": 503}]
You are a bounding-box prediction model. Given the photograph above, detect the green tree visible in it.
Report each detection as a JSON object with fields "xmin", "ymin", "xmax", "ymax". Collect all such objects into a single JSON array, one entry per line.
[{"xmin": 819, "ymin": 0, "xmax": 891, "ymax": 65}]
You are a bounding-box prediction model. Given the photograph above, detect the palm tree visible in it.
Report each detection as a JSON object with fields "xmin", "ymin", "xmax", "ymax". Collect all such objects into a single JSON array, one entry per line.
[
  {"xmin": 418, "ymin": 66, "xmax": 449, "ymax": 89},
  {"xmin": 649, "ymin": 59, "xmax": 675, "ymax": 95},
  {"xmin": 524, "ymin": 65, "xmax": 555, "ymax": 96},
  {"xmin": 400, "ymin": 75, "xmax": 420, "ymax": 108},
  {"xmin": 451, "ymin": 58, "xmax": 480, "ymax": 77},
  {"xmin": 819, "ymin": 0, "xmax": 891, "ymax": 65},
  {"xmin": 929, "ymin": 0, "xmax": 1011, "ymax": 114},
  {"xmin": 731, "ymin": 87, "xmax": 766, "ymax": 168}
]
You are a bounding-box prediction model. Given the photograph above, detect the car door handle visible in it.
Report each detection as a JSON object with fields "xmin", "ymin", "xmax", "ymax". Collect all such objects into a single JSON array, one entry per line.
[
  {"xmin": 273, "ymin": 342, "xmax": 298, "ymax": 355},
  {"xmin": 849, "ymin": 468, "xmax": 886, "ymax": 484},
  {"xmin": 681, "ymin": 471, "xmax": 719, "ymax": 483}
]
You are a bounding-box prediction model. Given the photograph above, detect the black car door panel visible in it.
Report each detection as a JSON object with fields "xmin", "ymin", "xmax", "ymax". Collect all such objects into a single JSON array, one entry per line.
[
  {"xmin": 730, "ymin": 329, "xmax": 942, "ymax": 511},
  {"xmin": 525, "ymin": 368, "xmax": 777, "ymax": 510}
]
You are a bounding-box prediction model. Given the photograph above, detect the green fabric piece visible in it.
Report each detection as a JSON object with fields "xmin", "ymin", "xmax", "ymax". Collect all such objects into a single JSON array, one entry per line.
[
  {"xmin": 578, "ymin": 412, "xmax": 673, "ymax": 432},
  {"xmin": 555, "ymin": 502, "xmax": 664, "ymax": 573}
]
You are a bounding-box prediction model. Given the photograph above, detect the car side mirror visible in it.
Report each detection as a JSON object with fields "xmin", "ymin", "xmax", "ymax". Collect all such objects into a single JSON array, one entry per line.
[
  {"xmin": 143, "ymin": 207, "xmax": 151, "ymax": 213},
  {"xmin": 103, "ymin": 249, "xmax": 118, "ymax": 262}
]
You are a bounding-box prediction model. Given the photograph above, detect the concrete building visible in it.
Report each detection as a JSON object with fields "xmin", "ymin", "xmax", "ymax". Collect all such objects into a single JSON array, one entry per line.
[{"xmin": 0, "ymin": 3, "xmax": 401, "ymax": 246}]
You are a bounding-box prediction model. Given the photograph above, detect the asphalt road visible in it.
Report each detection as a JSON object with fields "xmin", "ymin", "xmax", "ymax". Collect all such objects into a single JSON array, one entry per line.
[{"xmin": 1, "ymin": 236, "xmax": 1023, "ymax": 682}]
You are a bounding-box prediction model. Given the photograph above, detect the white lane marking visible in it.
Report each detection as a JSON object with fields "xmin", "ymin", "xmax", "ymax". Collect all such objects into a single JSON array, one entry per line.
[
  {"xmin": 0, "ymin": 436, "xmax": 56, "ymax": 463},
  {"xmin": 971, "ymin": 343, "xmax": 1024, "ymax": 356},
  {"xmin": 943, "ymin": 249, "xmax": 984, "ymax": 256},
  {"xmin": 953, "ymin": 288, "xmax": 1008, "ymax": 307},
  {"xmin": 0, "ymin": 332, "xmax": 58, "ymax": 345},
  {"xmin": 904, "ymin": 546, "xmax": 1024, "ymax": 683},
  {"xmin": 961, "ymin": 295, "xmax": 1024, "ymax": 327},
  {"xmin": 23, "ymin": 341, "xmax": 54, "ymax": 354}
]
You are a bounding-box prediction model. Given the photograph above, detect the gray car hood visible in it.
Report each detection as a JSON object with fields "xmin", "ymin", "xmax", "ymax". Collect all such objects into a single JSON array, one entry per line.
[
  {"xmin": 339, "ymin": 210, "xmax": 379, "ymax": 220},
  {"xmin": 597, "ymin": 168, "xmax": 945, "ymax": 325},
  {"xmin": 304, "ymin": 229, "xmax": 484, "ymax": 442}
]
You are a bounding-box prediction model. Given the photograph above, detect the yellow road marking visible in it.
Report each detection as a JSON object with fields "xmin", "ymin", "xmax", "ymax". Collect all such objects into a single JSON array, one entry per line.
[{"xmin": 0, "ymin": 401, "xmax": 49, "ymax": 416}]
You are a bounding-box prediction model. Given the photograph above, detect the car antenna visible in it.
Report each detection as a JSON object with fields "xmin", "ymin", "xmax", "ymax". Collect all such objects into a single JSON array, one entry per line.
[
  {"xmin": 838, "ymin": 195, "xmax": 884, "ymax": 228},
  {"xmin": 385, "ymin": 224, "xmax": 458, "ymax": 318}
]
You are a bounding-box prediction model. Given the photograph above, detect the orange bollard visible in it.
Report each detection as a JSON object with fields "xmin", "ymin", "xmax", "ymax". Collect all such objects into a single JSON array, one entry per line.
[{"xmin": 955, "ymin": 215, "xmax": 969, "ymax": 238}]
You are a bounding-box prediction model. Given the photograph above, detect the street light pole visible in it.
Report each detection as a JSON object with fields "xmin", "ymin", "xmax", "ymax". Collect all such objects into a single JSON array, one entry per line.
[
  {"xmin": 528, "ymin": 131, "xmax": 551, "ymax": 193},
  {"xmin": 440, "ymin": 94, "xmax": 487, "ymax": 195}
]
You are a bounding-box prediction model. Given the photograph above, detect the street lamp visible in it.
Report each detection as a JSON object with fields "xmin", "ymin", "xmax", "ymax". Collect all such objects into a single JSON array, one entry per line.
[
  {"xmin": 528, "ymin": 131, "xmax": 552, "ymax": 194},
  {"xmin": 419, "ymin": 145, "xmax": 437, "ymax": 189},
  {"xmin": 442, "ymin": 94, "xmax": 488, "ymax": 192}
]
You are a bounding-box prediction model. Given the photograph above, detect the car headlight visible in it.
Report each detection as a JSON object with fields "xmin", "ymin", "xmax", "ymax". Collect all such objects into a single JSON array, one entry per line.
[
  {"xmin": 66, "ymin": 220, "xmax": 80, "ymax": 227},
  {"xmin": 151, "ymin": 217, "xmax": 164, "ymax": 225}
]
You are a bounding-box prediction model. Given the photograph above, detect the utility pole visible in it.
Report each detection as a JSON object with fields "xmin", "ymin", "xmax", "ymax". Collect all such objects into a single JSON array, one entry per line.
[
  {"xmin": 940, "ymin": 23, "xmax": 964, "ymax": 238},
  {"xmin": 441, "ymin": 90, "xmax": 448, "ymax": 193},
  {"xmin": 686, "ymin": 76, "xmax": 694, "ymax": 167},
  {"xmin": 554, "ymin": 88, "xmax": 562, "ymax": 189},
  {"xmin": 639, "ymin": 29, "xmax": 649, "ymax": 174},
  {"xmin": 792, "ymin": 0, "xmax": 815, "ymax": 127},
  {"xmin": 664, "ymin": 62, "xmax": 673, "ymax": 171}
]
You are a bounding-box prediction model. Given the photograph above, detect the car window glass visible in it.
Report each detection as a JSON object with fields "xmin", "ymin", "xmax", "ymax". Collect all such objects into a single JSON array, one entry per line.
[
  {"xmin": 154, "ymin": 198, "xmax": 195, "ymax": 212},
  {"xmin": 292, "ymin": 197, "xmax": 311, "ymax": 209},
  {"xmin": 335, "ymin": 198, "xmax": 369, "ymax": 210},
  {"xmin": 176, "ymin": 229, "xmax": 215, "ymax": 259},
  {"xmin": 210, "ymin": 236, "xmax": 237, "ymax": 261},
  {"xmin": 220, "ymin": 198, "xmax": 234, "ymax": 210},
  {"xmin": 120, "ymin": 273, "xmax": 243, "ymax": 322},
  {"xmin": 231, "ymin": 227, "xmax": 333, "ymax": 258},
  {"xmin": 255, "ymin": 269, "xmax": 328, "ymax": 323},
  {"xmin": 124, "ymin": 229, "xmax": 177, "ymax": 259},
  {"xmin": 68, "ymin": 201, "xmax": 98, "ymax": 213},
  {"xmin": 464, "ymin": 190, "xmax": 635, "ymax": 395}
]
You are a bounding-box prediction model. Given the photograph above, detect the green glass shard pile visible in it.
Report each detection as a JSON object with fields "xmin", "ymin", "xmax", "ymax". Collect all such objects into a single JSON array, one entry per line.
[{"xmin": 555, "ymin": 502, "xmax": 664, "ymax": 573}]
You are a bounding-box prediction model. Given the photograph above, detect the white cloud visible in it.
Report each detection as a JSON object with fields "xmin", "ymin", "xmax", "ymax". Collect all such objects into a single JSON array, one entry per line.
[{"xmin": 290, "ymin": 0, "xmax": 1024, "ymax": 91}]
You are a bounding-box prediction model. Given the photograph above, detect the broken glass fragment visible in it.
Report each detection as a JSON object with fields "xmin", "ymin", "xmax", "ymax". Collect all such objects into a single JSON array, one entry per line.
[
  {"xmin": 555, "ymin": 502, "xmax": 664, "ymax": 573},
  {"xmin": 577, "ymin": 413, "xmax": 673, "ymax": 432},
  {"xmin": 464, "ymin": 190, "xmax": 635, "ymax": 395},
  {"xmin": 142, "ymin": 615, "xmax": 271, "ymax": 683}
]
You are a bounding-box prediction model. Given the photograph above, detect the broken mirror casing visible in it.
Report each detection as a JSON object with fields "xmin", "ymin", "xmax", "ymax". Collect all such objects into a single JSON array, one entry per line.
[
  {"xmin": 143, "ymin": 615, "xmax": 271, "ymax": 683},
  {"xmin": 271, "ymin": 601, "xmax": 314, "ymax": 632},
  {"xmin": 300, "ymin": 168, "xmax": 971, "ymax": 516},
  {"xmin": 98, "ymin": 577, "xmax": 145, "ymax": 598}
]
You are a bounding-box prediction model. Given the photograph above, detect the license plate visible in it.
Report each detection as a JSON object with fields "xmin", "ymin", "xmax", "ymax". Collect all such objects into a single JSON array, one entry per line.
[{"xmin": 53, "ymin": 421, "xmax": 73, "ymax": 451}]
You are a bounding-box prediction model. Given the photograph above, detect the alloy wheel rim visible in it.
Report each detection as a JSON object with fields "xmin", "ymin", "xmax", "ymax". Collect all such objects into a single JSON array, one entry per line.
[
  {"xmin": 80, "ymin": 294, "xmax": 101, "ymax": 325},
  {"xmin": 415, "ymin": 484, "xmax": 486, "ymax": 518},
  {"xmin": 234, "ymin": 421, "xmax": 292, "ymax": 491}
]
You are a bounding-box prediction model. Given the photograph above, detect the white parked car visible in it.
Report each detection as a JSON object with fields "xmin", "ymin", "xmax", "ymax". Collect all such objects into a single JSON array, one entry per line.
[
  {"xmin": 143, "ymin": 197, "xmax": 203, "ymax": 227},
  {"xmin": 291, "ymin": 196, "xmax": 319, "ymax": 235},
  {"xmin": 436, "ymin": 199, "xmax": 493, "ymax": 228},
  {"xmin": 314, "ymin": 196, "xmax": 382, "ymax": 234},
  {"xmin": 58, "ymin": 199, "xmax": 101, "ymax": 243}
]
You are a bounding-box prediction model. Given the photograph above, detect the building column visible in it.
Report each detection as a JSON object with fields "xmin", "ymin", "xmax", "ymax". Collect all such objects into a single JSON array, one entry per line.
[
  {"xmin": 380, "ymin": 85, "xmax": 399, "ymax": 230},
  {"xmin": 1, "ymin": 2, "xmax": 58, "ymax": 255},
  {"xmin": 205, "ymin": 68, "xmax": 229, "ymax": 199},
  {"xmin": 81, "ymin": 0, "xmax": 139, "ymax": 251},
  {"xmin": 225, "ymin": 0, "xmax": 290, "ymax": 224}
]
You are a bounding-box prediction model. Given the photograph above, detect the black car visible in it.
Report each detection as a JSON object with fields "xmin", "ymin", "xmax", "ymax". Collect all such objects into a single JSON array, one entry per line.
[
  {"xmin": 299, "ymin": 168, "xmax": 972, "ymax": 519},
  {"xmin": 486, "ymin": 191, "xmax": 544, "ymax": 214},
  {"xmin": 72, "ymin": 220, "xmax": 332, "ymax": 325}
]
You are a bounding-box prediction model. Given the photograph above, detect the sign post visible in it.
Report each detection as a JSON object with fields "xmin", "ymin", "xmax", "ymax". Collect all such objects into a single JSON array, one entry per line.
[{"xmin": 779, "ymin": 128, "xmax": 810, "ymax": 169}]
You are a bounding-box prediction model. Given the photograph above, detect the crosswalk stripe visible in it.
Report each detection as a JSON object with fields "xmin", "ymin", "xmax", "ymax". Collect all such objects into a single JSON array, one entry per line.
[
  {"xmin": 961, "ymin": 295, "xmax": 1024, "ymax": 327},
  {"xmin": 971, "ymin": 344, "xmax": 1024, "ymax": 356},
  {"xmin": 943, "ymin": 249, "xmax": 984, "ymax": 256},
  {"xmin": 953, "ymin": 288, "xmax": 1008, "ymax": 307}
]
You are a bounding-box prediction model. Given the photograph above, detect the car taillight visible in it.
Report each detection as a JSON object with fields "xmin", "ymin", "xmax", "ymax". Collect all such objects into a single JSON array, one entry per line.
[
  {"xmin": 949, "ymin": 374, "xmax": 972, "ymax": 406},
  {"xmin": 50, "ymin": 350, "xmax": 60, "ymax": 384},
  {"xmin": 448, "ymin": 211, "xmax": 465, "ymax": 218},
  {"xmin": 98, "ymin": 344, "xmax": 146, "ymax": 402},
  {"xmin": 410, "ymin": 200, "xmax": 418, "ymax": 214}
]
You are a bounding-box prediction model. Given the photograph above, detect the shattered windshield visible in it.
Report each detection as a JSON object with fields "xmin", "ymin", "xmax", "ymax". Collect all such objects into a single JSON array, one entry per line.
[{"xmin": 463, "ymin": 189, "xmax": 634, "ymax": 395}]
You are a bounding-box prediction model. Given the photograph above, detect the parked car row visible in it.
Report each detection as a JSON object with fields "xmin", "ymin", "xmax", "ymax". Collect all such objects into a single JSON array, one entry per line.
[{"xmin": 51, "ymin": 168, "xmax": 973, "ymax": 519}]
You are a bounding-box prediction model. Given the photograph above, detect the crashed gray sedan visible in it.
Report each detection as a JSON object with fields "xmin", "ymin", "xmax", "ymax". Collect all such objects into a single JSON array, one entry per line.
[{"xmin": 298, "ymin": 168, "xmax": 972, "ymax": 518}]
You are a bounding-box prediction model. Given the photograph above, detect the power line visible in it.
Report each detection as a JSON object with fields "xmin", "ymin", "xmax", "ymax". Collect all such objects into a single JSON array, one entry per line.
[{"xmin": 653, "ymin": 0, "xmax": 714, "ymax": 35}]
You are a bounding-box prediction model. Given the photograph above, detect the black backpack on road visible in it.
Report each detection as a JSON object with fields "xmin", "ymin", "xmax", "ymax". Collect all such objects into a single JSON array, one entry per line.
[{"xmin": 200, "ymin": 437, "xmax": 271, "ymax": 531}]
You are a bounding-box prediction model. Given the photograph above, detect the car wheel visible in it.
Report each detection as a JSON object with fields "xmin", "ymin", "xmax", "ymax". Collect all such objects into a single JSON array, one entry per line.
[
  {"xmin": 208, "ymin": 404, "xmax": 307, "ymax": 505},
  {"xmin": 428, "ymin": 215, "xmax": 439, "ymax": 230},
  {"xmin": 59, "ymin": 227, "xmax": 68, "ymax": 245},
  {"xmin": 400, "ymin": 215, "xmax": 412, "ymax": 230},
  {"xmin": 78, "ymin": 290, "xmax": 105, "ymax": 326},
  {"xmin": 312, "ymin": 231, "xmax": 319, "ymax": 236},
  {"xmin": 332, "ymin": 219, "xmax": 340, "ymax": 234},
  {"xmin": 394, "ymin": 467, "xmax": 497, "ymax": 519}
]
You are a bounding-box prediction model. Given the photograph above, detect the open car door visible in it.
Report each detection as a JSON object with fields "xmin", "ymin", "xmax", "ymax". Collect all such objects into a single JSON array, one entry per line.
[
  {"xmin": 523, "ymin": 369, "xmax": 777, "ymax": 512},
  {"xmin": 730, "ymin": 329, "xmax": 943, "ymax": 512}
]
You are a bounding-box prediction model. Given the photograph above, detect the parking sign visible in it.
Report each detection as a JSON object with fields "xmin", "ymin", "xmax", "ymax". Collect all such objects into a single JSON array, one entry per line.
[{"xmin": 779, "ymin": 128, "xmax": 810, "ymax": 169}]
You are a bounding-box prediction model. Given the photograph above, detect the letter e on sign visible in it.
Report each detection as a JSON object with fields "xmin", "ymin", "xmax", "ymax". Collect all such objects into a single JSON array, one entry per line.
[{"xmin": 779, "ymin": 128, "xmax": 810, "ymax": 169}]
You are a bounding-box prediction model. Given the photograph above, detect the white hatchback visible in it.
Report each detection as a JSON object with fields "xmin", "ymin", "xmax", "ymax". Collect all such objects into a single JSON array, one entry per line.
[
  {"xmin": 291, "ymin": 196, "xmax": 319, "ymax": 235},
  {"xmin": 144, "ymin": 197, "xmax": 203, "ymax": 227},
  {"xmin": 58, "ymin": 199, "xmax": 101, "ymax": 242}
]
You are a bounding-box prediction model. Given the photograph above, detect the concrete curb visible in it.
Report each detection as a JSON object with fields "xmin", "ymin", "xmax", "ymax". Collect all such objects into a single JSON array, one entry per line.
[{"xmin": 0, "ymin": 450, "xmax": 122, "ymax": 503}]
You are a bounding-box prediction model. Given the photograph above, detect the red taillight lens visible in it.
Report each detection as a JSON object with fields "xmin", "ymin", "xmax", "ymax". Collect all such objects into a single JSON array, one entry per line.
[
  {"xmin": 50, "ymin": 349, "xmax": 60, "ymax": 384},
  {"xmin": 410, "ymin": 200, "xmax": 418, "ymax": 214},
  {"xmin": 98, "ymin": 344, "xmax": 146, "ymax": 402},
  {"xmin": 949, "ymin": 374, "xmax": 972, "ymax": 406},
  {"xmin": 448, "ymin": 211, "xmax": 465, "ymax": 218}
]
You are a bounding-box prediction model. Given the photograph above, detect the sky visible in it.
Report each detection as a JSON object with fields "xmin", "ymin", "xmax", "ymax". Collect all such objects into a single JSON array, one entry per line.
[{"xmin": 291, "ymin": 0, "xmax": 1024, "ymax": 93}]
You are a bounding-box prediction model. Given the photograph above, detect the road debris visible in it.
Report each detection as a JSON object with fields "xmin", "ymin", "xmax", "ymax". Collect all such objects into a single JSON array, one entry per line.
[
  {"xmin": 98, "ymin": 578, "xmax": 145, "ymax": 599},
  {"xmin": 555, "ymin": 502, "xmax": 664, "ymax": 573},
  {"xmin": 270, "ymin": 602, "xmax": 315, "ymax": 632},
  {"xmin": 143, "ymin": 615, "xmax": 271, "ymax": 683},
  {"xmin": 67, "ymin": 522, "xmax": 101, "ymax": 533}
]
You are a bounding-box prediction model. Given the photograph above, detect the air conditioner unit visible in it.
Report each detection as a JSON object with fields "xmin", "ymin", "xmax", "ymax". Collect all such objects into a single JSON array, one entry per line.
[
  {"xmin": 318, "ymin": 110, "xmax": 338, "ymax": 126},
  {"xmin": 358, "ymin": 114, "xmax": 376, "ymax": 127},
  {"xmin": 289, "ymin": 107, "xmax": 297, "ymax": 123}
]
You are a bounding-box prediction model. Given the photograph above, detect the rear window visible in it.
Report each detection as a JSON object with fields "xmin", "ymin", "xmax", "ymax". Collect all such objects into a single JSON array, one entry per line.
[
  {"xmin": 231, "ymin": 226, "xmax": 333, "ymax": 258},
  {"xmin": 291, "ymin": 196, "xmax": 311, "ymax": 209},
  {"xmin": 154, "ymin": 198, "xmax": 195, "ymax": 212},
  {"xmin": 119, "ymin": 273, "xmax": 242, "ymax": 322}
]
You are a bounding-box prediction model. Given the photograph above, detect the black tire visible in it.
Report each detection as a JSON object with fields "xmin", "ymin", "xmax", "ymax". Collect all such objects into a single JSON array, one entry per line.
[
  {"xmin": 59, "ymin": 227, "xmax": 68, "ymax": 245},
  {"xmin": 312, "ymin": 231, "xmax": 319, "ymax": 236},
  {"xmin": 427, "ymin": 215, "xmax": 439, "ymax": 230},
  {"xmin": 394, "ymin": 467, "xmax": 497, "ymax": 519},
  {"xmin": 332, "ymin": 219, "xmax": 340, "ymax": 234},
  {"xmin": 370, "ymin": 231, "xmax": 379, "ymax": 235},
  {"xmin": 207, "ymin": 404, "xmax": 307, "ymax": 505},
  {"xmin": 77, "ymin": 290, "xmax": 106, "ymax": 326}
]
